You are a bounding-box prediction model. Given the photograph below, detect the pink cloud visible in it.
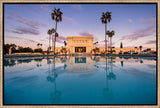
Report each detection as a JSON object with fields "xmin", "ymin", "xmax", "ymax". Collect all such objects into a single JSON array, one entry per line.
[
  {"xmin": 11, "ymin": 26, "xmax": 40, "ymax": 35},
  {"xmin": 120, "ymin": 25, "xmax": 156, "ymax": 41},
  {"xmin": 16, "ymin": 19, "xmax": 23, "ymax": 23},
  {"xmin": 79, "ymin": 31, "xmax": 94, "ymax": 36},
  {"xmin": 14, "ymin": 15, "xmax": 49, "ymax": 29},
  {"xmin": 6, "ymin": 16, "xmax": 13, "ymax": 20},
  {"xmin": 145, "ymin": 40, "xmax": 156, "ymax": 44},
  {"xmin": 7, "ymin": 36, "xmax": 38, "ymax": 43},
  {"xmin": 141, "ymin": 17, "xmax": 156, "ymax": 24}
]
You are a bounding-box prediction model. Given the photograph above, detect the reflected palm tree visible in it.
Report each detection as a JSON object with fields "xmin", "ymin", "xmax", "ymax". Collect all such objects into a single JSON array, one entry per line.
[
  {"xmin": 46, "ymin": 57, "xmax": 61, "ymax": 104},
  {"xmin": 64, "ymin": 64, "xmax": 67, "ymax": 70},
  {"xmin": 103, "ymin": 57, "xmax": 115, "ymax": 101},
  {"xmin": 121, "ymin": 61, "xmax": 123, "ymax": 67},
  {"xmin": 103, "ymin": 57, "xmax": 109, "ymax": 99},
  {"xmin": 140, "ymin": 59, "xmax": 143, "ymax": 64},
  {"xmin": 60, "ymin": 56, "xmax": 67, "ymax": 63},
  {"xmin": 93, "ymin": 56, "xmax": 100, "ymax": 62},
  {"xmin": 34, "ymin": 58, "xmax": 43, "ymax": 67},
  {"xmin": 107, "ymin": 57, "xmax": 116, "ymax": 80}
]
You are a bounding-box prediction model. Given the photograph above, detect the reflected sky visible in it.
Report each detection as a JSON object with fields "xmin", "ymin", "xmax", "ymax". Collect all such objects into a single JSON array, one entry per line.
[{"xmin": 4, "ymin": 56, "xmax": 156, "ymax": 104}]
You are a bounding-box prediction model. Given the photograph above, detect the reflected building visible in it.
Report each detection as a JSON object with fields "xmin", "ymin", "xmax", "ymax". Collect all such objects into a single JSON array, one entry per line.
[{"xmin": 67, "ymin": 56, "xmax": 94, "ymax": 74}]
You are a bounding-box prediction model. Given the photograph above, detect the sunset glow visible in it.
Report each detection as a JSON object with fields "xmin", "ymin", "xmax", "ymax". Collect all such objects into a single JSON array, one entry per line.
[{"xmin": 4, "ymin": 4, "xmax": 157, "ymax": 51}]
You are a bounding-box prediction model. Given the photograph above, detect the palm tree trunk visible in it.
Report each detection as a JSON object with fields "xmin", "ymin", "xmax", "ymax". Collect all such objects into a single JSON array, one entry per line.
[
  {"xmin": 110, "ymin": 37, "xmax": 112, "ymax": 54},
  {"xmin": 49, "ymin": 35, "xmax": 51, "ymax": 53},
  {"xmin": 52, "ymin": 35, "xmax": 53, "ymax": 52},
  {"xmin": 105, "ymin": 57, "xmax": 108, "ymax": 89},
  {"xmin": 54, "ymin": 20, "xmax": 57, "ymax": 55},
  {"xmin": 105, "ymin": 23, "xmax": 107, "ymax": 54}
]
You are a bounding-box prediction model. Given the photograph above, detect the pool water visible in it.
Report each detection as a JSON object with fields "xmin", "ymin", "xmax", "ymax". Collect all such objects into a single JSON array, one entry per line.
[{"xmin": 4, "ymin": 56, "xmax": 157, "ymax": 105}]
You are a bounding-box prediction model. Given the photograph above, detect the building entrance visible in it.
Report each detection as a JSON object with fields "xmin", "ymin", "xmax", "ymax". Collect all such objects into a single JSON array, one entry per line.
[{"xmin": 75, "ymin": 47, "xmax": 86, "ymax": 53}]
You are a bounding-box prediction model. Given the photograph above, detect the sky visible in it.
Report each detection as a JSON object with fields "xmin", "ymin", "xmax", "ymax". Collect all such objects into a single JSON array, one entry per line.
[{"xmin": 4, "ymin": 4, "xmax": 157, "ymax": 51}]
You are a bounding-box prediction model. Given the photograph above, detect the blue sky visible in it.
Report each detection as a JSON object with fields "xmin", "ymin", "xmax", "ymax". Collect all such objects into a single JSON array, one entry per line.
[{"xmin": 4, "ymin": 4, "xmax": 156, "ymax": 50}]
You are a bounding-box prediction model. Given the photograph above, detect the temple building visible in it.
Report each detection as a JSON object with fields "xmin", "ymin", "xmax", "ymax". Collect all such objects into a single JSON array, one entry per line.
[{"xmin": 54, "ymin": 36, "xmax": 141, "ymax": 54}]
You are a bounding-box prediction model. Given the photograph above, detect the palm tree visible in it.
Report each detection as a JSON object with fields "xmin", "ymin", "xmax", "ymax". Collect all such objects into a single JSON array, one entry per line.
[
  {"xmin": 64, "ymin": 41, "xmax": 67, "ymax": 47},
  {"xmin": 47, "ymin": 29, "xmax": 52, "ymax": 52},
  {"xmin": 64, "ymin": 41, "xmax": 67, "ymax": 56},
  {"xmin": 120, "ymin": 42, "xmax": 123, "ymax": 48},
  {"xmin": 51, "ymin": 8, "xmax": 63, "ymax": 54},
  {"xmin": 37, "ymin": 43, "xmax": 42, "ymax": 49},
  {"xmin": 139, "ymin": 46, "xmax": 143, "ymax": 53},
  {"xmin": 94, "ymin": 41, "xmax": 98, "ymax": 45},
  {"xmin": 101, "ymin": 11, "xmax": 112, "ymax": 54},
  {"xmin": 51, "ymin": 28, "xmax": 55, "ymax": 51},
  {"xmin": 106, "ymin": 30, "xmax": 115, "ymax": 54},
  {"xmin": 47, "ymin": 29, "xmax": 52, "ymax": 53},
  {"xmin": 48, "ymin": 28, "xmax": 55, "ymax": 53},
  {"xmin": 37, "ymin": 43, "xmax": 40, "ymax": 48}
]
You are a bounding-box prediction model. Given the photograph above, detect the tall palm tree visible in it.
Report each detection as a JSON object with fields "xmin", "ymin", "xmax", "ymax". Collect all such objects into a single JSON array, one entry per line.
[
  {"xmin": 50, "ymin": 28, "xmax": 55, "ymax": 52},
  {"xmin": 101, "ymin": 11, "xmax": 112, "ymax": 54},
  {"xmin": 51, "ymin": 8, "xmax": 63, "ymax": 54},
  {"xmin": 48, "ymin": 29, "xmax": 52, "ymax": 53},
  {"xmin": 106, "ymin": 30, "xmax": 115, "ymax": 54}
]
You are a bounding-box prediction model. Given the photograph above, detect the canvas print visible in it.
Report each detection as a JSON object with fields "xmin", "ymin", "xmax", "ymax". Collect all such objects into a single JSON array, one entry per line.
[{"xmin": 3, "ymin": 3, "xmax": 157, "ymax": 105}]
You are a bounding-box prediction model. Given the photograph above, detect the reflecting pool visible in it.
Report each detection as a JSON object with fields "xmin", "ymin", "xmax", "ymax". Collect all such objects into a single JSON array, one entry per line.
[{"xmin": 4, "ymin": 56, "xmax": 157, "ymax": 105}]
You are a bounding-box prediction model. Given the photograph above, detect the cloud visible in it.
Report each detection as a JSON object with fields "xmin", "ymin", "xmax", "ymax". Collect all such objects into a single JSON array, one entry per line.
[
  {"xmin": 141, "ymin": 17, "xmax": 156, "ymax": 24},
  {"xmin": 145, "ymin": 40, "xmax": 156, "ymax": 44},
  {"xmin": 6, "ymin": 10, "xmax": 48, "ymax": 29},
  {"xmin": 7, "ymin": 36, "xmax": 37, "ymax": 43},
  {"xmin": 79, "ymin": 31, "xmax": 94, "ymax": 36},
  {"xmin": 128, "ymin": 19, "xmax": 133, "ymax": 23},
  {"xmin": 11, "ymin": 26, "xmax": 40, "ymax": 35},
  {"xmin": 72, "ymin": 5, "xmax": 82, "ymax": 10},
  {"xmin": 16, "ymin": 19, "xmax": 23, "ymax": 23},
  {"xmin": 7, "ymin": 14, "xmax": 49, "ymax": 36},
  {"xmin": 15, "ymin": 15, "xmax": 49, "ymax": 29},
  {"xmin": 120, "ymin": 25, "xmax": 156, "ymax": 41},
  {"xmin": 6, "ymin": 16, "xmax": 14, "ymax": 20},
  {"xmin": 63, "ymin": 16, "xmax": 76, "ymax": 24}
]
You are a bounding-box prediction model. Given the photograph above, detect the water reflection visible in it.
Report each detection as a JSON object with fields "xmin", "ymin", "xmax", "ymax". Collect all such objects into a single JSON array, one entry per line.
[
  {"xmin": 121, "ymin": 61, "xmax": 123, "ymax": 67},
  {"xmin": 103, "ymin": 57, "xmax": 116, "ymax": 101},
  {"xmin": 4, "ymin": 55, "xmax": 156, "ymax": 104},
  {"xmin": 47, "ymin": 57, "xmax": 61, "ymax": 104},
  {"xmin": 4, "ymin": 56, "xmax": 156, "ymax": 67},
  {"xmin": 4, "ymin": 59, "xmax": 16, "ymax": 67},
  {"xmin": 75, "ymin": 57, "xmax": 86, "ymax": 63},
  {"xmin": 67, "ymin": 56, "xmax": 93, "ymax": 74},
  {"xmin": 140, "ymin": 59, "xmax": 143, "ymax": 64}
]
